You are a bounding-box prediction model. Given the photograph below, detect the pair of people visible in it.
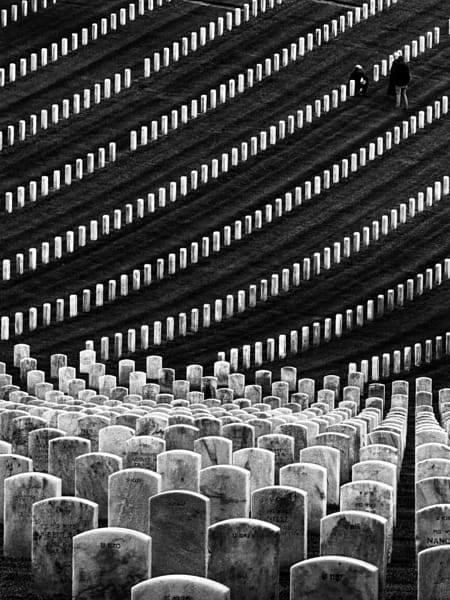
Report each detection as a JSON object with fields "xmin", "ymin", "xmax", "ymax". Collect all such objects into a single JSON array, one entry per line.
[{"xmin": 348, "ymin": 53, "xmax": 411, "ymax": 109}]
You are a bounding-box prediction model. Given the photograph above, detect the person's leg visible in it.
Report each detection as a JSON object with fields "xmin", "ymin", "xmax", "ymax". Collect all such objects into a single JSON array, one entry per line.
[
  {"xmin": 402, "ymin": 86, "xmax": 408, "ymax": 109},
  {"xmin": 395, "ymin": 85, "xmax": 401, "ymax": 107},
  {"xmin": 361, "ymin": 82, "xmax": 368, "ymax": 96}
]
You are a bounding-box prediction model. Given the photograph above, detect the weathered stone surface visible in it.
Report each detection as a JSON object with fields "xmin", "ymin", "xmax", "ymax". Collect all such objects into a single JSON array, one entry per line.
[
  {"xmin": 233, "ymin": 447, "xmax": 275, "ymax": 493},
  {"xmin": 257, "ymin": 434, "xmax": 294, "ymax": 484},
  {"xmin": 136, "ymin": 414, "xmax": 168, "ymax": 437},
  {"xmin": 11, "ymin": 415, "xmax": 48, "ymax": 456},
  {"xmin": 251, "ymin": 485, "xmax": 306, "ymax": 570},
  {"xmin": 321, "ymin": 510, "xmax": 387, "ymax": 593},
  {"xmin": 416, "ymin": 503, "xmax": 450, "ymax": 553},
  {"xmin": 194, "ymin": 436, "xmax": 232, "ymax": 468},
  {"xmin": 222, "ymin": 423, "xmax": 255, "ymax": 452},
  {"xmin": 416, "ymin": 459, "xmax": 450, "ymax": 483},
  {"xmin": 98, "ymin": 425, "xmax": 135, "ymax": 459},
  {"xmin": 28, "ymin": 428, "xmax": 65, "ymax": 472},
  {"xmin": 73, "ymin": 527, "xmax": 151, "ymax": 600},
  {"xmin": 75, "ymin": 452, "xmax": 122, "ymax": 520},
  {"xmin": 125, "ymin": 436, "xmax": 165, "ymax": 471},
  {"xmin": 352, "ymin": 459, "xmax": 397, "ymax": 520},
  {"xmin": 157, "ymin": 449, "xmax": 200, "ymax": 492},
  {"xmin": 290, "ymin": 556, "xmax": 378, "ymax": 600},
  {"xmin": 418, "ymin": 544, "xmax": 450, "ymax": 600},
  {"xmin": 416, "ymin": 477, "xmax": 450, "ymax": 512},
  {"xmin": 279, "ymin": 462, "xmax": 327, "ymax": 534},
  {"xmin": 0, "ymin": 453, "xmax": 32, "ymax": 524},
  {"xmin": 75, "ymin": 415, "xmax": 110, "ymax": 450},
  {"xmin": 108, "ymin": 468, "xmax": 161, "ymax": 533},
  {"xmin": 164, "ymin": 424, "xmax": 199, "ymax": 451},
  {"xmin": 208, "ymin": 518, "xmax": 279, "ymax": 600},
  {"xmin": 300, "ymin": 445, "xmax": 340, "ymax": 506},
  {"xmin": 313, "ymin": 432, "xmax": 351, "ymax": 483},
  {"xmin": 200, "ymin": 465, "xmax": 250, "ymax": 524},
  {"xmin": 149, "ymin": 490, "xmax": 209, "ymax": 577},
  {"xmin": 131, "ymin": 574, "xmax": 230, "ymax": 600},
  {"xmin": 49, "ymin": 436, "xmax": 91, "ymax": 495},
  {"xmin": 32, "ymin": 496, "xmax": 98, "ymax": 597},
  {"xmin": 4, "ymin": 472, "xmax": 61, "ymax": 558}
]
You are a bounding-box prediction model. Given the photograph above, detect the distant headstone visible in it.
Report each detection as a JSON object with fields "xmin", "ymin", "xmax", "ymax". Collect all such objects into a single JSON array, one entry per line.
[
  {"xmin": 194, "ymin": 436, "xmax": 232, "ymax": 468},
  {"xmin": 157, "ymin": 450, "xmax": 200, "ymax": 492},
  {"xmin": 233, "ymin": 447, "xmax": 275, "ymax": 492},
  {"xmin": 125, "ymin": 436, "xmax": 165, "ymax": 470},
  {"xmin": 300, "ymin": 445, "xmax": 340, "ymax": 506},
  {"xmin": 49, "ymin": 436, "xmax": 91, "ymax": 494},
  {"xmin": 99, "ymin": 425, "xmax": 135, "ymax": 459},
  {"xmin": 75, "ymin": 452, "xmax": 122, "ymax": 520},
  {"xmin": 257, "ymin": 434, "xmax": 295, "ymax": 483}
]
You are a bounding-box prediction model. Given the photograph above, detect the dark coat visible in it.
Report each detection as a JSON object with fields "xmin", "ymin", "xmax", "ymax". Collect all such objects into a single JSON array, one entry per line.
[
  {"xmin": 390, "ymin": 61, "xmax": 411, "ymax": 87},
  {"xmin": 348, "ymin": 68, "xmax": 369, "ymax": 94}
]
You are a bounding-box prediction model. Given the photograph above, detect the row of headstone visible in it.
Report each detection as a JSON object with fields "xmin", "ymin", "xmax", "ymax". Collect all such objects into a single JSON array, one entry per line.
[
  {"xmin": 0, "ymin": 0, "xmax": 168, "ymax": 86},
  {"xmin": 416, "ymin": 384, "xmax": 450, "ymax": 598},
  {"xmin": 0, "ymin": 0, "xmax": 55, "ymax": 29}
]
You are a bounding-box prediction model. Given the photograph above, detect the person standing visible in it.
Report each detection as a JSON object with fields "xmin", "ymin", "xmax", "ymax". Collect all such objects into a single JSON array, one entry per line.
[{"xmin": 390, "ymin": 55, "xmax": 411, "ymax": 109}]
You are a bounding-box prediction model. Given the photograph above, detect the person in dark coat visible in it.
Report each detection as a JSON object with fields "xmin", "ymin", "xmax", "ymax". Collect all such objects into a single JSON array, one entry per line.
[
  {"xmin": 390, "ymin": 55, "xmax": 411, "ymax": 109},
  {"xmin": 348, "ymin": 64, "xmax": 369, "ymax": 96},
  {"xmin": 387, "ymin": 52, "xmax": 401, "ymax": 97}
]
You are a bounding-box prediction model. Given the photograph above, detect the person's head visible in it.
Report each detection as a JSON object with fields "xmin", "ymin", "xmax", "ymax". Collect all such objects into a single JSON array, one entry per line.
[
  {"xmin": 354, "ymin": 64, "xmax": 363, "ymax": 71},
  {"xmin": 397, "ymin": 55, "xmax": 405, "ymax": 63}
]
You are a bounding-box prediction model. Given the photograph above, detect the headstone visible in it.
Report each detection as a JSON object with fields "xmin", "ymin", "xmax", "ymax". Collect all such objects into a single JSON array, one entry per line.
[
  {"xmin": 194, "ymin": 436, "xmax": 232, "ymax": 468},
  {"xmin": 416, "ymin": 459, "xmax": 450, "ymax": 482},
  {"xmin": 0, "ymin": 409, "xmax": 29, "ymax": 442},
  {"xmin": 321, "ymin": 510, "xmax": 387, "ymax": 593},
  {"xmin": 416, "ymin": 477, "xmax": 450, "ymax": 511},
  {"xmin": 99, "ymin": 425, "xmax": 135, "ymax": 459},
  {"xmin": 313, "ymin": 432, "xmax": 351, "ymax": 483},
  {"xmin": 73, "ymin": 527, "xmax": 151, "ymax": 600},
  {"xmin": 157, "ymin": 449, "xmax": 200, "ymax": 492},
  {"xmin": 207, "ymin": 518, "xmax": 279, "ymax": 600},
  {"xmin": 125, "ymin": 435, "xmax": 166, "ymax": 470},
  {"xmin": 416, "ymin": 443, "xmax": 450, "ymax": 463},
  {"xmin": 108, "ymin": 468, "xmax": 161, "ymax": 533},
  {"xmin": 49, "ymin": 436, "xmax": 91, "ymax": 494},
  {"xmin": 418, "ymin": 545, "xmax": 450, "ymax": 600},
  {"xmin": 300, "ymin": 445, "xmax": 340, "ymax": 506},
  {"xmin": 257, "ymin": 434, "xmax": 294, "ymax": 483},
  {"xmin": 280, "ymin": 462, "xmax": 327, "ymax": 534},
  {"xmin": 4, "ymin": 472, "xmax": 61, "ymax": 558},
  {"xmin": 76, "ymin": 415, "xmax": 110, "ymax": 451},
  {"xmin": 233, "ymin": 447, "xmax": 275, "ymax": 492},
  {"xmin": 340, "ymin": 480, "xmax": 394, "ymax": 559},
  {"xmin": 200, "ymin": 465, "xmax": 250, "ymax": 524},
  {"xmin": 75, "ymin": 452, "xmax": 122, "ymax": 520},
  {"xmin": 32, "ymin": 497, "xmax": 98, "ymax": 597},
  {"xmin": 28, "ymin": 427, "xmax": 65, "ymax": 472},
  {"xmin": 222, "ymin": 423, "xmax": 255, "ymax": 452},
  {"xmin": 276, "ymin": 423, "xmax": 308, "ymax": 459},
  {"xmin": 290, "ymin": 556, "xmax": 378, "ymax": 600},
  {"xmin": 136, "ymin": 413, "xmax": 169, "ymax": 437},
  {"xmin": 353, "ymin": 459, "xmax": 397, "ymax": 519},
  {"xmin": 0, "ymin": 453, "xmax": 32, "ymax": 523},
  {"xmin": 194, "ymin": 416, "xmax": 222, "ymax": 438},
  {"xmin": 164, "ymin": 424, "xmax": 199, "ymax": 451},
  {"xmin": 416, "ymin": 503, "xmax": 450, "ymax": 553},
  {"xmin": 131, "ymin": 574, "xmax": 230, "ymax": 600},
  {"xmin": 11, "ymin": 415, "xmax": 48, "ymax": 456},
  {"xmin": 150, "ymin": 490, "xmax": 209, "ymax": 576},
  {"xmin": 251, "ymin": 485, "xmax": 306, "ymax": 570}
]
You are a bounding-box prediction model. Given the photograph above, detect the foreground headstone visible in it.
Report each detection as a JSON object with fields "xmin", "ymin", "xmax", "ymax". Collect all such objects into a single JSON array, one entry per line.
[
  {"xmin": 251, "ymin": 485, "xmax": 306, "ymax": 570},
  {"xmin": 32, "ymin": 496, "xmax": 98, "ymax": 597},
  {"xmin": 0, "ymin": 453, "xmax": 32, "ymax": 523},
  {"xmin": 75, "ymin": 452, "xmax": 122, "ymax": 520},
  {"xmin": 416, "ymin": 477, "xmax": 450, "ymax": 511},
  {"xmin": 73, "ymin": 527, "xmax": 151, "ymax": 600},
  {"xmin": 4, "ymin": 472, "xmax": 61, "ymax": 558},
  {"xmin": 149, "ymin": 490, "xmax": 210, "ymax": 577},
  {"xmin": 416, "ymin": 503, "xmax": 450, "ymax": 553},
  {"xmin": 290, "ymin": 556, "xmax": 378, "ymax": 600},
  {"xmin": 418, "ymin": 544, "xmax": 450, "ymax": 599},
  {"xmin": 320, "ymin": 510, "xmax": 387, "ymax": 593},
  {"xmin": 108, "ymin": 468, "xmax": 161, "ymax": 533},
  {"xmin": 208, "ymin": 518, "xmax": 280, "ymax": 600},
  {"xmin": 280, "ymin": 462, "xmax": 327, "ymax": 535},
  {"xmin": 131, "ymin": 574, "xmax": 230, "ymax": 600},
  {"xmin": 200, "ymin": 465, "xmax": 250, "ymax": 524}
]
